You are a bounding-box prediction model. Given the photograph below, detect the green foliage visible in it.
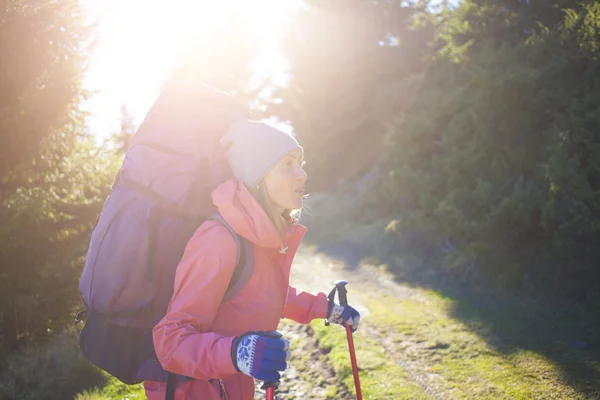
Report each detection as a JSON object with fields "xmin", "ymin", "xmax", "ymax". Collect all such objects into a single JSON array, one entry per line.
[
  {"xmin": 0, "ymin": 327, "xmax": 104, "ymax": 400},
  {"xmin": 74, "ymin": 375, "xmax": 145, "ymax": 400},
  {"xmin": 0, "ymin": 1, "xmax": 269, "ymax": 396},
  {"xmin": 0, "ymin": 139, "xmax": 119, "ymax": 353},
  {"xmin": 372, "ymin": 1, "xmax": 600, "ymax": 298},
  {"xmin": 0, "ymin": 0, "xmax": 93, "ymax": 185},
  {"xmin": 0, "ymin": 0, "xmax": 119, "ymax": 354},
  {"xmin": 270, "ymin": 0, "xmax": 435, "ymax": 191}
]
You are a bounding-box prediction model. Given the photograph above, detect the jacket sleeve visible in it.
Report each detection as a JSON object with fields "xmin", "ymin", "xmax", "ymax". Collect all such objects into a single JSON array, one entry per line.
[
  {"xmin": 283, "ymin": 286, "xmax": 329, "ymax": 324},
  {"xmin": 152, "ymin": 222, "xmax": 239, "ymax": 380}
]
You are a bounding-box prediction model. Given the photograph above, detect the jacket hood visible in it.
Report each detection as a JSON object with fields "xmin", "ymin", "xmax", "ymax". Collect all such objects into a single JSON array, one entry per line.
[{"xmin": 211, "ymin": 179, "xmax": 306, "ymax": 249}]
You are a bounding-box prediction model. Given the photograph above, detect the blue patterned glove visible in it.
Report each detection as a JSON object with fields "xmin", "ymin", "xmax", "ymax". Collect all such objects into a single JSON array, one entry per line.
[
  {"xmin": 231, "ymin": 331, "xmax": 290, "ymax": 383},
  {"xmin": 327, "ymin": 303, "xmax": 361, "ymax": 332}
]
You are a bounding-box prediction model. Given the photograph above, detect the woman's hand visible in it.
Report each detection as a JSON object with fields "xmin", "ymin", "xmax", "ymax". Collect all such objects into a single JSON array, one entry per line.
[
  {"xmin": 231, "ymin": 331, "xmax": 290, "ymax": 383},
  {"xmin": 327, "ymin": 302, "xmax": 361, "ymax": 332}
]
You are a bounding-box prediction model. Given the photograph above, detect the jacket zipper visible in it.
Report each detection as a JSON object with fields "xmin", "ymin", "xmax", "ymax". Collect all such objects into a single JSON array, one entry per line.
[{"xmin": 219, "ymin": 379, "xmax": 229, "ymax": 400}]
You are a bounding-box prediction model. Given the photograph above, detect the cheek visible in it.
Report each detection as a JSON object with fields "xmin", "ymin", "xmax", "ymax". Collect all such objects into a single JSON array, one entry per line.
[
  {"xmin": 264, "ymin": 173, "xmax": 284, "ymax": 197},
  {"xmin": 264, "ymin": 172, "xmax": 293, "ymax": 203},
  {"xmin": 267, "ymin": 170, "xmax": 291, "ymax": 190}
]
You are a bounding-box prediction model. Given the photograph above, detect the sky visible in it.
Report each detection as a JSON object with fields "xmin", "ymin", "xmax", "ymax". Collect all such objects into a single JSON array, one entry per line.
[
  {"xmin": 80, "ymin": 0, "xmax": 456, "ymax": 141},
  {"xmin": 80, "ymin": 0, "xmax": 300, "ymax": 141}
]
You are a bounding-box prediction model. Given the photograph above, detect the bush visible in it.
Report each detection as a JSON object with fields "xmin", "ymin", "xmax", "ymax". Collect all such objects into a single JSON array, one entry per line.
[
  {"xmin": 0, "ymin": 141, "xmax": 119, "ymax": 354},
  {"xmin": 368, "ymin": 2, "xmax": 600, "ymax": 299},
  {"xmin": 0, "ymin": 327, "xmax": 105, "ymax": 400}
]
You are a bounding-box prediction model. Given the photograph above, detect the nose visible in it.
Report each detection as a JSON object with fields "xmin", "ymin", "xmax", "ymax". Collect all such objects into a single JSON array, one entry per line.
[{"xmin": 296, "ymin": 164, "xmax": 307, "ymax": 183}]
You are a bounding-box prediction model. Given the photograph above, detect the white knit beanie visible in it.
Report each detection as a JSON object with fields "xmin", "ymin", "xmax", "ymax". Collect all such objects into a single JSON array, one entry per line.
[{"xmin": 220, "ymin": 120, "xmax": 303, "ymax": 188}]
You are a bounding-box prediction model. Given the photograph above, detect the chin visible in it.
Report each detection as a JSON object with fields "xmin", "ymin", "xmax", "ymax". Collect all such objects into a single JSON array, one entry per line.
[{"xmin": 285, "ymin": 199, "xmax": 303, "ymax": 210}]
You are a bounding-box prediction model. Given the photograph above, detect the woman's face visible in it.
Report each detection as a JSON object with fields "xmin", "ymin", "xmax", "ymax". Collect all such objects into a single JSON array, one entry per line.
[{"xmin": 262, "ymin": 148, "xmax": 307, "ymax": 213}]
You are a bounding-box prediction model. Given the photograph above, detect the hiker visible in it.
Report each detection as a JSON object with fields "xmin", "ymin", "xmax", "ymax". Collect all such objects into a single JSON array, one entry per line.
[{"xmin": 144, "ymin": 120, "xmax": 361, "ymax": 399}]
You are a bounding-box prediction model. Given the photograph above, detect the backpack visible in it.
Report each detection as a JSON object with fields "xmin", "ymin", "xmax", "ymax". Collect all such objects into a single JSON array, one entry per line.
[{"xmin": 76, "ymin": 82, "xmax": 254, "ymax": 386}]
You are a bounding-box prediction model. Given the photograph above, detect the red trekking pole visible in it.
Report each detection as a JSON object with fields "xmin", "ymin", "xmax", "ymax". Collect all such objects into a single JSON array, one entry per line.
[
  {"xmin": 262, "ymin": 381, "xmax": 276, "ymax": 400},
  {"xmin": 326, "ymin": 280, "xmax": 363, "ymax": 400},
  {"xmin": 266, "ymin": 386, "xmax": 275, "ymax": 400}
]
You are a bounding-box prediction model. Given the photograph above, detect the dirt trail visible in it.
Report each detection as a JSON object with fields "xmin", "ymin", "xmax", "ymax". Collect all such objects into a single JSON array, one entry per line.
[
  {"xmin": 253, "ymin": 322, "xmax": 351, "ymax": 400},
  {"xmin": 253, "ymin": 245, "xmax": 443, "ymax": 400}
]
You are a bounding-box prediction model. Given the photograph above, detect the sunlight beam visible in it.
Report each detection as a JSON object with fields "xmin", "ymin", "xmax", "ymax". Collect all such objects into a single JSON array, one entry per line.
[{"xmin": 82, "ymin": 0, "xmax": 300, "ymax": 139}]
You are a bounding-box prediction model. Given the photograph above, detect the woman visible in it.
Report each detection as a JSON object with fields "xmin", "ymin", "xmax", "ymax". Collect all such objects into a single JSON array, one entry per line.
[{"xmin": 145, "ymin": 120, "xmax": 360, "ymax": 399}]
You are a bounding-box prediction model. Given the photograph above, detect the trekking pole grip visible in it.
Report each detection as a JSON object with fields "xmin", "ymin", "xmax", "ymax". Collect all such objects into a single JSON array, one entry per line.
[
  {"xmin": 325, "ymin": 280, "xmax": 349, "ymax": 327},
  {"xmin": 335, "ymin": 280, "xmax": 349, "ymax": 307},
  {"xmin": 261, "ymin": 381, "xmax": 276, "ymax": 390},
  {"xmin": 261, "ymin": 381, "xmax": 276, "ymax": 400}
]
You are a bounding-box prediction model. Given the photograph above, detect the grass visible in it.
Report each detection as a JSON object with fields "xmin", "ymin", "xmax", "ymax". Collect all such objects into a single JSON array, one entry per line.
[
  {"xmin": 8, "ymin": 258, "xmax": 599, "ymax": 400},
  {"xmin": 0, "ymin": 327, "xmax": 104, "ymax": 400},
  {"xmin": 72, "ymin": 268, "xmax": 600, "ymax": 399},
  {"xmin": 74, "ymin": 375, "xmax": 145, "ymax": 400},
  {"xmin": 0, "ymin": 321, "xmax": 145, "ymax": 400},
  {"xmin": 355, "ymin": 287, "xmax": 599, "ymax": 399},
  {"xmin": 291, "ymin": 243, "xmax": 600, "ymax": 399},
  {"xmin": 74, "ymin": 320, "xmax": 344, "ymax": 400},
  {"xmin": 0, "ymin": 321, "xmax": 148, "ymax": 400},
  {"xmin": 309, "ymin": 319, "xmax": 431, "ymax": 399},
  {"xmin": 268, "ymin": 319, "xmax": 349, "ymax": 399},
  {"xmin": 302, "ymin": 181, "xmax": 600, "ymax": 399},
  {"xmin": 7, "ymin": 171, "xmax": 599, "ymax": 400},
  {"xmin": 306, "ymin": 284, "xmax": 600, "ymax": 399}
]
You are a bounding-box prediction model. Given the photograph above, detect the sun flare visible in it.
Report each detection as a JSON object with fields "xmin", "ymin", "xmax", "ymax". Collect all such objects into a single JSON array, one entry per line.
[{"xmin": 83, "ymin": 0, "xmax": 300, "ymax": 138}]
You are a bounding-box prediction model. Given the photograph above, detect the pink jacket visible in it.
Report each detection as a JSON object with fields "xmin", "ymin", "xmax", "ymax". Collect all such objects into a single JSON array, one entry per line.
[{"xmin": 145, "ymin": 180, "xmax": 329, "ymax": 400}]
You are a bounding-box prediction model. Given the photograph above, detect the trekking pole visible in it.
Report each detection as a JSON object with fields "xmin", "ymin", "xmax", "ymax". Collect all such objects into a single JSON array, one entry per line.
[
  {"xmin": 266, "ymin": 386, "xmax": 275, "ymax": 400},
  {"xmin": 262, "ymin": 381, "xmax": 276, "ymax": 400},
  {"xmin": 326, "ymin": 280, "xmax": 363, "ymax": 400}
]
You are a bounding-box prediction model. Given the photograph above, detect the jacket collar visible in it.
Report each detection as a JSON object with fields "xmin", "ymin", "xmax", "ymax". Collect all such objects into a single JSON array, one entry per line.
[{"xmin": 211, "ymin": 179, "xmax": 306, "ymax": 251}]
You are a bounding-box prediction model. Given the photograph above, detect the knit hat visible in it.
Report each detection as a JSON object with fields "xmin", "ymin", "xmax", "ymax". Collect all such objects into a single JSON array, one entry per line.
[{"xmin": 220, "ymin": 120, "xmax": 303, "ymax": 188}]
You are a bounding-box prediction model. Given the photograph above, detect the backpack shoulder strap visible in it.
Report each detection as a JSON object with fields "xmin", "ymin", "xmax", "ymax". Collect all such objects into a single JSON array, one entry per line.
[
  {"xmin": 208, "ymin": 214, "xmax": 254, "ymax": 302},
  {"xmin": 166, "ymin": 215, "xmax": 254, "ymax": 400}
]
